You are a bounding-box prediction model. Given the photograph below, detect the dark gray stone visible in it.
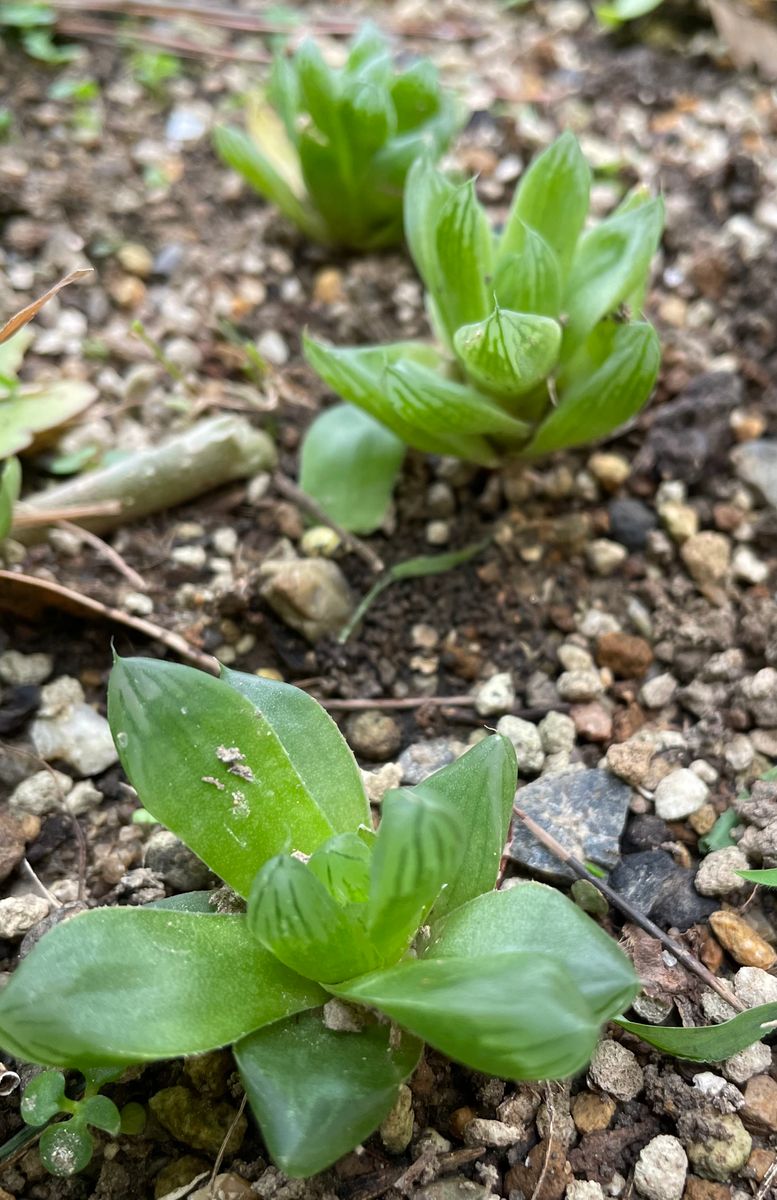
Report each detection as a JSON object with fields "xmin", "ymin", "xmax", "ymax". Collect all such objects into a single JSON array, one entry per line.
[
  {"xmin": 608, "ymin": 498, "xmax": 657, "ymax": 552},
  {"xmin": 509, "ymin": 769, "xmax": 631, "ymax": 883},
  {"xmin": 608, "ymin": 850, "xmax": 717, "ymax": 932},
  {"xmin": 622, "ymin": 814, "xmax": 673, "ymax": 853}
]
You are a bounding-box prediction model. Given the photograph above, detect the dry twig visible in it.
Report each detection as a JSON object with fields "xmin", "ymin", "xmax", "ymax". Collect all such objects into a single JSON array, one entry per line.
[
  {"xmin": 56, "ymin": 520, "xmax": 148, "ymax": 592},
  {"xmin": 512, "ymin": 804, "xmax": 746, "ymax": 1015}
]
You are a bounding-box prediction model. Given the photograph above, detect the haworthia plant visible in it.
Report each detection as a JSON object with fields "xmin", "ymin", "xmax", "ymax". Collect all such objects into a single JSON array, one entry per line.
[
  {"xmin": 214, "ymin": 22, "xmax": 460, "ymax": 251},
  {"xmin": 0, "ymin": 656, "xmax": 639, "ymax": 1178},
  {"xmin": 302, "ymin": 132, "xmax": 663, "ymax": 531}
]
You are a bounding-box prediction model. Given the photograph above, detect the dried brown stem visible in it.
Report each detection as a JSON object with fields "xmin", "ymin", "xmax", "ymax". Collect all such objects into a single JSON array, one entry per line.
[
  {"xmin": 0, "ymin": 569, "xmax": 219, "ymax": 675},
  {"xmin": 11, "ymin": 501, "xmax": 122, "ymax": 529},
  {"xmin": 56, "ymin": 17, "xmax": 272, "ymax": 61},
  {"xmin": 512, "ymin": 804, "xmax": 747, "ymax": 1015},
  {"xmin": 208, "ymin": 1092, "xmax": 247, "ymax": 1197},
  {"xmin": 55, "ymin": 520, "xmax": 148, "ymax": 592},
  {"xmin": 274, "ymin": 472, "xmax": 385, "ymax": 574}
]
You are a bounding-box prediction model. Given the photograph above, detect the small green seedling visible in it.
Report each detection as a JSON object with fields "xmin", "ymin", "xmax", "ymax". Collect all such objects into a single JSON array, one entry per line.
[
  {"xmin": 20, "ymin": 1068, "xmax": 144, "ymax": 1178},
  {"xmin": 213, "ymin": 23, "xmax": 459, "ymax": 250},
  {"xmin": 0, "ymin": 3, "xmax": 78, "ymax": 64},
  {"xmin": 0, "ymin": 269, "xmax": 97, "ymax": 461},
  {"xmin": 0, "ymin": 656, "xmax": 640, "ymax": 1178},
  {"xmin": 301, "ymin": 132, "xmax": 663, "ymax": 532},
  {"xmin": 596, "ymin": 0, "xmax": 665, "ymax": 24}
]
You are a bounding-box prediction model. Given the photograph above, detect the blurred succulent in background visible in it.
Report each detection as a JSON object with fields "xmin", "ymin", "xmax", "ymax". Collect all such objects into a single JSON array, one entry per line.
[
  {"xmin": 301, "ymin": 132, "xmax": 664, "ymax": 532},
  {"xmin": 213, "ymin": 22, "xmax": 460, "ymax": 251}
]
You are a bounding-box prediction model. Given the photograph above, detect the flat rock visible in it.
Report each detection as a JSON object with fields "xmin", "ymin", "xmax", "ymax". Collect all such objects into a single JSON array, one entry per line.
[{"xmin": 509, "ymin": 769, "xmax": 631, "ymax": 883}]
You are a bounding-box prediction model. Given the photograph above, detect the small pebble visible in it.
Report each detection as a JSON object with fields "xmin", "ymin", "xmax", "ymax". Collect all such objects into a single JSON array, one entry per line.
[
  {"xmin": 733, "ymin": 966, "xmax": 777, "ymax": 1008},
  {"xmin": 588, "ymin": 452, "xmax": 630, "ymax": 491},
  {"xmin": 685, "ymin": 1113, "xmax": 751, "ymax": 1182},
  {"xmin": 681, "ymin": 532, "xmax": 731, "ymax": 590},
  {"xmin": 659, "ymin": 500, "xmax": 699, "ymax": 542},
  {"xmin": 596, "ymin": 632, "xmax": 653, "ymax": 679},
  {"xmin": 379, "ymin": 1085, "xmax": 413, "ymax": 1154},
  {"xmin": 538, "ymin": 711, "xmax": 576, "ymax": 755},
  {"xmin": 695, "ymin": 847, "xmax": 749, "ymax": 897},
  {"xmin": 9, "ymin": 769, "xmax": 73, "ymax": 816},
  {"xmin": 710, "ymin": 911, "xmax": 776, "ymax": 969},
  {"xmin": 586, "ymin": 539, "xmax": 628, "ymax": 577},
  {"xmin": 256, "ymin": 330, "xmax": 289, "ymax": 366},
  {"xmin": 634, "ymin": 1134, "xmax": 687, "ymax": 1200},
  {"xmin": 640, "ymin": 673, "xmax": 678, "ymax": 709},
  {"xmin": 571, "ymin": 1091, "xmax": 616, "ymax": 1133},
  {"xmin": 588, "ymin": 1040, "xmax": 643, "ymax": 1101},
  {"xmin": 474, "ymin": 672, "xmax": 515, "ymax": 717},
  {"xmin": 463, "ymin": 1118, "xmax": 522, "ymax": 1149},
  {"xmin": 0, "ymin": 895, "xmax": 49, "ymax": 939},
  {"xmin": 653, "ymin": 769, "xmax": 708, "ymax": 820},
  {"xmin": 347, "ymin": 711, "xmax": 402, "ymax": 762},
  {"xmin": 723, "ymin": 1041, "xmax": 773, "ymax": 1085},
  {"xmin": 731, "ymin": 546, "xmax": 768, "ymax": 585},
  {"xmin": 0, "ymin": 651, "xmax": 52, "ymax": 686},
  {"xmin": 557, "ymin": 670, "xmax": 603, "ymax": 703},
  {"xmin": 496, "ymin": 716, "xmax": 544, "ymax": 775}
]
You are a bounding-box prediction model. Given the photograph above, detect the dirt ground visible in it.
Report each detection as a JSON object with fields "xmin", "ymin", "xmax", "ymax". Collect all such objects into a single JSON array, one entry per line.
[{"xmin": 0, "ymin": 1, "xmax": 776, "ymax": 1198}]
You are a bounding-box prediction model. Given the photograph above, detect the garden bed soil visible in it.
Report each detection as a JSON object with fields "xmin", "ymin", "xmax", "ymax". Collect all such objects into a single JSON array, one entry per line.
[{"xmin": 1, "ymin": 2, "xmax": 777, "ymax": 1198}]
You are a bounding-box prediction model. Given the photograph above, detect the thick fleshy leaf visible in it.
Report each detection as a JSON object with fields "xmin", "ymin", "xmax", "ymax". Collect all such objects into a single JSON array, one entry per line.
[
  {"xmin": 420, "ymin": 735, "xmax": 516, "ymax": 922},
  {"xmin": 501, "ymin": 132, "xmax": 590, "ymax": 275},
  {"xmin": 0, "ymin": 327, "xmax": 33, "ymax": 379},
  {"xmin": 391, "ymin": 59, "xmax": 444, "ymax": 131},
  {"xmin": 382, "ymin": 359, "xmax": 531, "ymax": 450},
  {"xmin": 21, "ymin": 1070, "xmax": 67, "ymax": 1125},
  {"xmin": 236, "ymin": 1009, "xmax": 422, "ymax": 1177},
  {"xmin": 80, "ymin": 1095, "xmax": 121, "ymax": 1135},
  {"xmin": 212, "ymin": 125, "xmax": 324, "ymax": 243},
  {"xmin": 248, "ymin": 855, "xmax": 379, "ymax": 982},
  {"xmin": 0, "ymin": 380, "xmax": 98, "ymax": 458},
  {"xmin": 425, "ymin": 883, "xmax": 639, "ymax": 1020},
  {"xmin": 40, "ymin": 1122, "xmax": 93, "ymax": 1178},
  {"xmin": 308, "ymin": 832, "xmax": 373, "ymax": 905},
  {"xmin": 0, "ymin": 455, "xmax": 21, "ymax": 540},
  {"xmin": 108, "ymin": 657, "xmax": 346, "ymax": 897},
  {"xmin": 295, "ymin": 38, "xmax": 340, "ymax": 137},
  {"xmin": 453, "ymin": 307, "xmax": 561, "ymax": 398},
  {"xmin": 246, "ymin": 96, "xmax": 306, "ymax": 194},
  {"xmin": 617, "ymin": 1004, "xmax": 777, "ymax": 1061},
  {"xmin": 493, "ymin": 225, "xmax": 562, "ymax": 317},
  {"xmin": 737, "ymin": 868, "xmax": 777, "ymax": 887},
  {"xmin": 523, "ymin": 322, "xmax": 660, "ymax": 458},
  {"xmin": 345, "ymin": 22, "xmax": 388, "ymax": 73},
  {"xmin": 342, "ymin": 82, "xmax": 395, "ymax": 153},
  {"xmin": 433, "ymin": 180, "xmax": 493, "ymax": 340},
  {"xmin": 220, "ymin": 665, "xmax": 369, "ymax": 833},
  {"xmin": 563, "ymin": 196, "xmax": 664, "ymax": 350},
  {"xmin": 596, "ymin": 0, "xmax": 664, "ymax": 25},
  {"xmin": 304, "ymin": 336, "xmax": 501, "ymax": 463},
  {"xmin": 147, "ymin": 891, "xmax": 214, "ymax": 913},
  {"xmin": 0, "ymin": 908, "xmax": 323, "ymax": 1067},
  {"xmin": 333, "ymin": 953, "xmax": 601, "ymax": 1080},
  {"xmin": 368, "ymin": 787, "xmax": 464, "ymax": 960},
  {"xmin": 404, "ymin": 156, "xmax": 456, "ymax": 289},
  {"xmin": 299, "ymin": 403, "xmax": 405, "ymax": 535}
]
